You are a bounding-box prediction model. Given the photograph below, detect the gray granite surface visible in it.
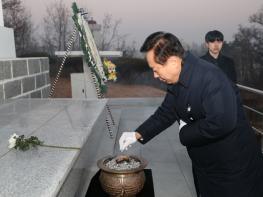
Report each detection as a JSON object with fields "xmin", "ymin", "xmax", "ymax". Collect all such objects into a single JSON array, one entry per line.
[{"xmin": 0, "ymin": 99, "xmax": 107, "ymax": 197}]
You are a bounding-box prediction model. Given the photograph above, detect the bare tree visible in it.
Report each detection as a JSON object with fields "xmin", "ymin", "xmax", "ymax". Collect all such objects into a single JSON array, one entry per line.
[
  {"xmin": 97, "ymin": 14, "xmax": 124, "ymax": 51},
  {"xmin": 229, "ymin": 5, "xmax": 263, "ymax": 88},
  {"xmin": 118, "ymin": 40, "xmax": 137, "ymax": 57},
  {"xmin": 249, "ymin": 6, "xmax": 263, "ymax": 62},
  {"xmin": 41, "ymin": 0, "xmax": 73, "ymax": 54},
  {"xmin": 94, "ymin": 13, "xmax": 137, "ymax": 57},
  {"xmin": 249, "ymin": 6, "xmax": 263, "ymax": 26},
  {"xmin": 3, "ymin": 0, "xmax": 38, "ymax": 56}
]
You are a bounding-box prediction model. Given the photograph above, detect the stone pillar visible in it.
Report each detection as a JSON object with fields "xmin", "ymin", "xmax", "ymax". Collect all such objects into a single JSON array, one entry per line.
[
  {"xmin": 0, "ymin": 0, "xmax": 16, "ymax": 59},
  {"xmin": 0, "ymin": 0, "xmax": 4, "ymax": 27}
]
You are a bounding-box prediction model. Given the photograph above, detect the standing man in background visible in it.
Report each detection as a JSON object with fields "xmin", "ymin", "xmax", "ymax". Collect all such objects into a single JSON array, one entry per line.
[
  {"xmin": 196, "ymin": 29, "xmax": 237, "ymax": 196},
  {"xmin": 201, "ymin": 30, "xmax": 237, "ymax": 83}
]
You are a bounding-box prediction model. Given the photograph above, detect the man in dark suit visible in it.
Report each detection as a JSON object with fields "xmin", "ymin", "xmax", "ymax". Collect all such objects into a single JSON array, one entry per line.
[
  {"xmin": 119, "ymin": 32, "xmax": 263, "ymax": 197},
  {"xmin": 201, "ymin": 30, "xmax": 237, "ymax": 83},
  {"xmin": 194, "ymin": 30, "xmax": 237, "ymax": 197}
]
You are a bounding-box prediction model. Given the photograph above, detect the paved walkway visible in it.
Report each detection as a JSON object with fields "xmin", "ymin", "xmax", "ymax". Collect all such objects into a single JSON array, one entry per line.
[{"xmin": 86, "ymin": 98, "xmax": 197, "ymax": 197}]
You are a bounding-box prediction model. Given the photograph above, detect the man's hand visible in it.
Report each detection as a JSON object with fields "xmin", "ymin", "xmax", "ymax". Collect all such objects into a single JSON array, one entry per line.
[
  {"xmin": 179, "ymin": 120, "xmax": 187, "ymax": 131},
  {"xmin": 119, "ymin": 132, "xmax": 137, "ymax": 152}
]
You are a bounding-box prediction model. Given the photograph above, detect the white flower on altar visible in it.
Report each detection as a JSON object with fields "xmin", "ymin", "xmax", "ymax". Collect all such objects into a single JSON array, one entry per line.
[
  {"xmin": 8, "ymin": 133, "xmax": 19, "ymax": 149},
  {"xmin": 7, "ymin": 134, "xmax": 44, "ymax": 151},
  {"xmin": 7, "ymin": 133, "xmax": 72, "ymax": 151}
]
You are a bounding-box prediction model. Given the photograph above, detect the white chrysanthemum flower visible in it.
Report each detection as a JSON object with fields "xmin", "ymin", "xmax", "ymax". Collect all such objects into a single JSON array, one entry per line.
[{"xmin": 8, "ymin": 133, "xmax": 18, "ymax": 149}]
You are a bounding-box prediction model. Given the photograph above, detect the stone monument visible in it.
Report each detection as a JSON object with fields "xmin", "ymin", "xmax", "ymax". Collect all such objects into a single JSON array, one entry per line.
[{"xmin": 0, "ymin": 0, "xmax": 16, "ymax": 59}]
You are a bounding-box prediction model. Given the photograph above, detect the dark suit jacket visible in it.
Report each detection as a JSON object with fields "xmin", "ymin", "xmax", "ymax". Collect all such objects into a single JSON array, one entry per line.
[
  {"xmin": 136, "ymin": 52, "xmax": 263, "ymax": 197},
  {"xmin": 201, "ymin": 52, "xmax": 237, "ymax": 83}
]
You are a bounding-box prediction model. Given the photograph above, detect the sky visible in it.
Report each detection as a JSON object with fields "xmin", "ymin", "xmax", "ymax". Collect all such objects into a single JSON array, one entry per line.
[{"xmin": 23, "ymin": 0, "xmax": 263, "ymax": 47}]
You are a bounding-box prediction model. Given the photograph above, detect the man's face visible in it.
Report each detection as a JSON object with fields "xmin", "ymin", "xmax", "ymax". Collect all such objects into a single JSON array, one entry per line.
[
  {"xmin": 206, "ymin": 40, "xmax": 223, "ymax": 57},
  {"xmin": 146, "ymin": 49, "xmax": 182, "ymax": 84}
]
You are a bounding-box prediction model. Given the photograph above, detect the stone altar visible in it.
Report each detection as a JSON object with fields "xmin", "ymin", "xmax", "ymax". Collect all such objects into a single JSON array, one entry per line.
[{"xmin": 0, "ymin": 99, "xmax": 107, "ymax": 197}]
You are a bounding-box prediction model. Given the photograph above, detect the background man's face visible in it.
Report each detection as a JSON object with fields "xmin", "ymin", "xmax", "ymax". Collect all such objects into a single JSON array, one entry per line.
[{"xmin": 206, "ymin": 41, "xmax": 223, "ymax": 56}]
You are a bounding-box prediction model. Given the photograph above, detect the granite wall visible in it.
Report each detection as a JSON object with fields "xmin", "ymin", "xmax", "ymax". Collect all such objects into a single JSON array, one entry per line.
[{"xmin": 0, "ymin": 57, "xmax": 50, "ymax": 99}]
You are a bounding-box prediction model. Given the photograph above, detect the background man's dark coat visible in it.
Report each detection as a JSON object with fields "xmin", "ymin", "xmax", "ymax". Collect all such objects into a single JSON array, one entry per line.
[{"xmin": 201, "ymin": 52, "xmax": 237, "ymax": 83}]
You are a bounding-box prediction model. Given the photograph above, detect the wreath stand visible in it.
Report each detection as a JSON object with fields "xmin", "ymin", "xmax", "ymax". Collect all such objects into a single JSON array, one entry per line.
[{"xmin": 50, "ymin": 2, "xmax": 116, "ymax": 138}]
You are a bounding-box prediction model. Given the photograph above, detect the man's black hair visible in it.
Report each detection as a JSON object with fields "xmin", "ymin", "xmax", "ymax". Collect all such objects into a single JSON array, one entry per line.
[
  {"xmin": 205, "ymin": 30, "xmax": 224, "ymax": 42},
  {"xmin": 140, "ymin": 31, "xmax": 185, "ymax": 65}
]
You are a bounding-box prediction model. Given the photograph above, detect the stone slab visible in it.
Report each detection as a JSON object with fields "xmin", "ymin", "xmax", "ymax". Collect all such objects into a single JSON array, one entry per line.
[{"xmin": 0, "ymin": 99, "xmax": 107, "ymax": 197}]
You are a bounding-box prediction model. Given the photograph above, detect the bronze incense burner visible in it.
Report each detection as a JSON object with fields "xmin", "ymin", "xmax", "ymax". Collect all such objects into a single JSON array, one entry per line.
[{"xmin": 97, "ymin": 155, "xmax": 148, "ymax": 197}]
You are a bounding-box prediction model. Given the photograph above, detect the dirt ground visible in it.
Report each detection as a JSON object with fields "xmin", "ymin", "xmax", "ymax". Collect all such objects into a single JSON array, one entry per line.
[{"xmin": 50, "ymin": 78, "xmax": 166, "ymax": 98}]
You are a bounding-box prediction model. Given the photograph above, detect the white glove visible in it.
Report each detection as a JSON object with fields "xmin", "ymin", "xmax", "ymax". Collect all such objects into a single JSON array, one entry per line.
[
  {"xmin": 179, "ymin": 120, "xmax": 187, "ymax": 131},
  {"xmin": 119, "ymin": 132, "xmax": 137, "ymax": 152}
]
